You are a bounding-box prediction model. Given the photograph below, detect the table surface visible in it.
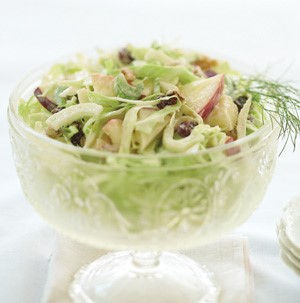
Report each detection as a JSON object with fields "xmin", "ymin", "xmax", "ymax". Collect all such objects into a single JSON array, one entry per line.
[{"xmin": 1, "ymin": 0, "xmax": 300, "ymax": 302}]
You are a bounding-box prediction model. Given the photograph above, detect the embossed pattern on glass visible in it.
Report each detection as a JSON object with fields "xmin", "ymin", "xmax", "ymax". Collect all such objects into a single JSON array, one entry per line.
[{"xmin": 8, "ymin": 67, "xmax": 279, "ymax": 303}]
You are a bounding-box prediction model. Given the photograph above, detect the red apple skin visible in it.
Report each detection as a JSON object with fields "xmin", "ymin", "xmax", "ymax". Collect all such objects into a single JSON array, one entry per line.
[
  {"xmin": 225, "ymin": 136, "xmax": 234, "ymax": 144},
  {"xmin": 224, "ymin": 136, "xmax": 240, "ymax": 156},
  {"xmin": 180, "ymin": 74, "xmax": 225, "ymax": 117},
  {"xmin": 199, "ymin": 74, "xmax": 224, "ymax": 118}
]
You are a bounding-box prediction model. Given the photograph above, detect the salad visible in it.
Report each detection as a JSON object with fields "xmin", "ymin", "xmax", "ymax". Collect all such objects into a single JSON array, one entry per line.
[
  {"xmin": 19, "ymin": 43, "xmax": 300, "ymax": 155},
  {"xmin": 12, "ymin": 43, "xmax": 300, "ymax": 245}
]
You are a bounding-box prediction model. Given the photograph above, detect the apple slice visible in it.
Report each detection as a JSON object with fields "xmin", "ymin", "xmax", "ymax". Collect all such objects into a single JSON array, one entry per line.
[
  {"xmin": 180, "ymin": 74, "xmax": 224, "ymax": 118},
  {"xmin": 204, "ymin": 95, "xmax": 238, "ymax": 132},
  {"xmin": 102, "ymin": 119, "xmax": 123, "ymax": 148},
  {"xmin": 91, "ymin": 74, "xmax": 115, "ymax": 96}
]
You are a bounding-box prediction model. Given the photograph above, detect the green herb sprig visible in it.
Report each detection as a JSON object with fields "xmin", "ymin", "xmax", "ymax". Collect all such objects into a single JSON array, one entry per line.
[{"xmin": 234, "ymin": 75, "xmax": 300, "ymax": 154}]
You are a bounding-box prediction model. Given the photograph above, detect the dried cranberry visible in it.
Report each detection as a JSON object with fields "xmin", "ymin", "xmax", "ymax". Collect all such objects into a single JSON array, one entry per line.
[
  {"xmin": 118, "ymin": 48, "xmax": 134, "ymax": 64},
  {"xmin": 234, "ymin": 96, "xmax": 248, "ymax": 111},
  {"xmin": 176, "ymin": 121, "xmax": 198, "ymax": 137},
  {"xmin": 34, "ymin": 87, "xmax": 58, "ymax": 112},
  {"xmin": 157, "ymin": 97, "xmax": 178, "ymax": 109},
  {"xmin": 71, "ymin": 129, "xmax": 85, "ymax": 147},
  {"xmin": 205, "ymin": 70, "xmax": 217, "ymax": 78}
]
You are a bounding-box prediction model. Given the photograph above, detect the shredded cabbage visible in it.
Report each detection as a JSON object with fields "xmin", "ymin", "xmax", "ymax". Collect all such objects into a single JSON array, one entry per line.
[{"xmin": 18, "ymin": 43, "xmax": 266, "ymax": 155}]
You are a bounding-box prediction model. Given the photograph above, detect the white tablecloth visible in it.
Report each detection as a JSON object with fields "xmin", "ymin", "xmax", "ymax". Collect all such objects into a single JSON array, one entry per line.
[{"xmin": 1, "ymin": 0, "xmax": 300, "ymax": 302}]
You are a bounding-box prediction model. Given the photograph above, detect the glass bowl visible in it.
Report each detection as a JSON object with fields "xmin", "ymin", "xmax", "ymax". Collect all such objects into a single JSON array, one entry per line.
[{"xmin": 8, "ymin": 66, "xmax": 279, "ymax": 303}]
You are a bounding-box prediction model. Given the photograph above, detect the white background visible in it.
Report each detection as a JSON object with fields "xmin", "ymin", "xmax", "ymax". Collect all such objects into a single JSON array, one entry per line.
[{"xmin": 1, "ymin": 0, "xmax": 300, "ymax": 302}]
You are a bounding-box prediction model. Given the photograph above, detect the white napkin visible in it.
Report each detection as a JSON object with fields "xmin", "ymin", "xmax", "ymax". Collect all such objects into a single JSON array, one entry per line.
[{"xmin": 42, "ymin": 235, "xmax": 254, "ymax": 303}]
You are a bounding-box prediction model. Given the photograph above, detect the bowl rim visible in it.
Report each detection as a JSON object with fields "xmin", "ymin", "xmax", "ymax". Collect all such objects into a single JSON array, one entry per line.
[{"xmin": 8, "ymin": 55, "xmax": 279, "ymax": 160}]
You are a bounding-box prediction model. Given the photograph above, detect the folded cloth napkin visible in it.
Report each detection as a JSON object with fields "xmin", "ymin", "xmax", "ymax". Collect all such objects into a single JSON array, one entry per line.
[{"xmin": 42, "ymin": 234, "xmax": 254, "ymax": 303}]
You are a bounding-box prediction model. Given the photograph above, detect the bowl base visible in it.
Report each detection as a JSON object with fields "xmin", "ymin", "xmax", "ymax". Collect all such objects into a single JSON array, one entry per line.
[{"xmin": 69, "ymin": 251, "xmax": 220, "ymax": 303}]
